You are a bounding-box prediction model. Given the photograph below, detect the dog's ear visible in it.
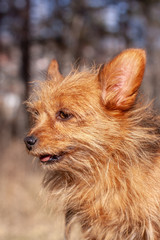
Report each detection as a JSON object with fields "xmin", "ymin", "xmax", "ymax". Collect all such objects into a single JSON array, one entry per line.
[
  {"xmin": 47, "ymin": 59, "xmax": 64, "ymax": 81},
  {"xmin": 98, "ymin": 49, "xmax": 146, "ymax": 111}
]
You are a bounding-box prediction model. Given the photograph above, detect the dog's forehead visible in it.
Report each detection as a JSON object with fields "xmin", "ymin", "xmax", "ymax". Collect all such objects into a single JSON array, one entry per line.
[
  {"xmin": 43, "ymin": 70, "xmax": 99, "ymax": 95},
  {"xmin": 33, "ymin": 70, "xmax": 101, "ymax": 112}
]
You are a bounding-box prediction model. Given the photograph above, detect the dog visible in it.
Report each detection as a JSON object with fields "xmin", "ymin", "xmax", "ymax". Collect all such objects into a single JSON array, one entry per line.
[{"xmin": 24, "ymin": 49, "xmax": 160, "ymax": 240}]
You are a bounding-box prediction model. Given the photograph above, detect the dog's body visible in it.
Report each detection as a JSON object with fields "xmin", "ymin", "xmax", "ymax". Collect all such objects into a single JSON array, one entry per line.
[{"xmin": 24, "ymin": 49, "xmax": 160, "ymax": 239}]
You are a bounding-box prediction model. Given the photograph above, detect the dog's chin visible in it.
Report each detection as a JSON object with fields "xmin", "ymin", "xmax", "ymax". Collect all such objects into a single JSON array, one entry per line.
[{"xmin": 39, "ymin": 152, "xmax": 65, "ymax": 165}]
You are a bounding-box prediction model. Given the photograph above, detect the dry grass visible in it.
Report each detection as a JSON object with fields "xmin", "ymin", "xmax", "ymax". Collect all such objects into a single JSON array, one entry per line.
[{"xmin": 0, "ymin": 139, "xmax": 67, "ymax": 240}]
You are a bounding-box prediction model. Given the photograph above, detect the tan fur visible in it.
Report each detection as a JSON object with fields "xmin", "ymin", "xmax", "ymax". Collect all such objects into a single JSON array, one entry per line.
[{"xmin": 25, "ymin": 49, "xmax": 160, "ymax": 240}]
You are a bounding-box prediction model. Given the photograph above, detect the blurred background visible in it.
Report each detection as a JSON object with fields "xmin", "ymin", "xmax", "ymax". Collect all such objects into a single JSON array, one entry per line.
[{"xmin": 1, "ymin": 0, "xmax": 160, "ymax": 239}]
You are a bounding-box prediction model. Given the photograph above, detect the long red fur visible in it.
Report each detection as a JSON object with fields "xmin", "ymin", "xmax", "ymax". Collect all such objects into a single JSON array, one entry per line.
[{"xmin": 25, "ymin": 49, "xmax": 160, "ymax": 240}]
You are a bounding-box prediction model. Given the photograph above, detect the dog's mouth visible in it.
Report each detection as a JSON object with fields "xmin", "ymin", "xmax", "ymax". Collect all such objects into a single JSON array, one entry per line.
[
  {"xmin": 40, "ymin": 152, "xmax": 64, "ymax": 164},
  {"xmin": 39, "ymin": 146, "xmax": 75, "ymax": 165}
]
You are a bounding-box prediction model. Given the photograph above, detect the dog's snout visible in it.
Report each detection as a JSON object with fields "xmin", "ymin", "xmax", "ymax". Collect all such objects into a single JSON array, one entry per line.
[{"xmin": 24, "ymin": 135, "xmax": 37, "ymax": 150}]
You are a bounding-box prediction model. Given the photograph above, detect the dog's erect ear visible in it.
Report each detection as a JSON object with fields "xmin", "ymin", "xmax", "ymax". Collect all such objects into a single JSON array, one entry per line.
[
  {"xmin": 47, "ymin": 59, "xmax": 64, "ymax": 81},
  {"xmin": 98, "ymin": 49, "xmax": 146, "ymax": 111}
]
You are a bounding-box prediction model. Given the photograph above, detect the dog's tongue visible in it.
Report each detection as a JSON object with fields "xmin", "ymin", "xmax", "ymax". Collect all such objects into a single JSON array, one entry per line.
[
  {"xmin": 40, "ymin": 155, "xmax": 51, "ymax": 162},
  {"xmin": 40, "ymin": 154, "xmax": 62, "ymax": 163}
]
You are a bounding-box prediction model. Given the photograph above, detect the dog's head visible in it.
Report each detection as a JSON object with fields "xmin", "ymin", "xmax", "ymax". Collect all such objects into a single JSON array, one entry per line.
[{"xmin": 24, "ymin": 49, "xmax": 146, "ymax": 173}]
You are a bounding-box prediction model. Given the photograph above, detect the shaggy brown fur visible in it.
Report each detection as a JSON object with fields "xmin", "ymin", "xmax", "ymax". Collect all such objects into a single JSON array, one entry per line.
[{"xmin": 24, "ymin": 49, "xmax": 160, "ymax": 240}]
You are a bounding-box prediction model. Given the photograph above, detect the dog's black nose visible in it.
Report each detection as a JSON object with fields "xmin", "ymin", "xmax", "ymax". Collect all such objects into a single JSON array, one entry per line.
[{"xmin": 24, "ymin": 135, "xmax": 37, "ymax": 151}]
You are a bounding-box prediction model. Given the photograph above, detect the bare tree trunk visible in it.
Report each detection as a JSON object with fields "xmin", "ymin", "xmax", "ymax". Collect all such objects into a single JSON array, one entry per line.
[
  {"xmin": 20, "ymin": 0, "xmax": 30, "ymax": 101},
  {"xmin": 20, "ymin": 0, "xmax": 30, "ymax": 131}
]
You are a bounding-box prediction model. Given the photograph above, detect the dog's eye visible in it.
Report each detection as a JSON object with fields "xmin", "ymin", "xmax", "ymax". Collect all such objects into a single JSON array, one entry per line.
[{"xmin": 56, "ymin": 110, "xmax": 73, "ymax": 121}]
